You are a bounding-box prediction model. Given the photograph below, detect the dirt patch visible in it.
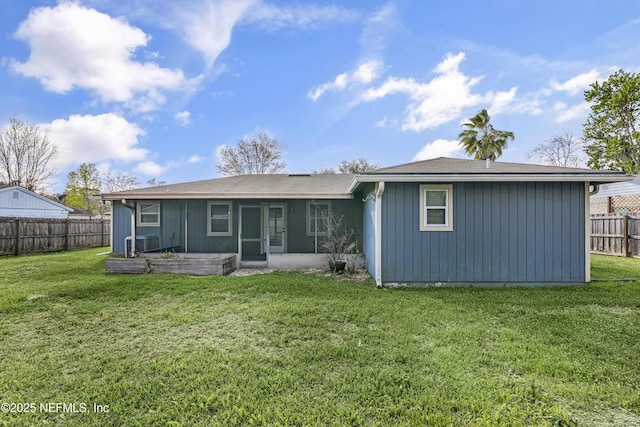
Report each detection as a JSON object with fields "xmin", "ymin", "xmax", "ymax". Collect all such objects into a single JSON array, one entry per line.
[{"xmin": 230, "ymin": 267, "xmax": 374, "ymax": 284}]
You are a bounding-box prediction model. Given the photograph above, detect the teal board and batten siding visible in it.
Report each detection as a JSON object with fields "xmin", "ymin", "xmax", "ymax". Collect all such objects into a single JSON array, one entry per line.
[
  {"xmin": 111, "ymin": 201, "xmax": 132, "ymax": 254},
  {"xmin": 185, "ymin": 200, "xmax": 237, "ymax": 253},
  {"xmin": 285, "ymin": 199, "xmax": 363, "ymax": 254},
  {"xmin": 110, "ymin": 198, "xmax": 363, "ymax": 255},
  {"xmin": 135, "ymin": 199, "xmax": 185, "ymax": 250},
  {"xmin": 381, "ymin": 181, "xmax": 586, "ymax": 284}
]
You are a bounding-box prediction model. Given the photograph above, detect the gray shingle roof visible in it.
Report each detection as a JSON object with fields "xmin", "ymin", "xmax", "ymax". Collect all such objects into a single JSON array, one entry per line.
[
  {"xmin": 102, "ymin": 158, "xmax": 633, "ymax": 201},
  {"xmin": 366, "ymin": 157, "xmax": 622, "ymax": 175},
  {"xmin": 349, "ymin": 157, "xmax": 631, "ymax": 188},
  {"xmin": 102, "ymin": 173, "xmax": 356, "ymax": 200}
]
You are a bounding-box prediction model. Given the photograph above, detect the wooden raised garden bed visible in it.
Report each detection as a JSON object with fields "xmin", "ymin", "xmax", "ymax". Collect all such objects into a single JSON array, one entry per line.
[{"xmin": 106, "ymin": 254, "xmax": 236, "ymax": 276}]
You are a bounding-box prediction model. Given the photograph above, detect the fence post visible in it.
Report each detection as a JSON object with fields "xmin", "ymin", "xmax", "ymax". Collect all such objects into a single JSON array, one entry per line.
[
  {"xmin": 15, "ymin": 218, "xmax": 20, "ymax": 256},
  {"xmin": 623, "ymin": 214, "xmax": 630, "ymax": 257},
  {"xmin": 64, "ymin": 219, "xmax": 69, "ymax": 251}
]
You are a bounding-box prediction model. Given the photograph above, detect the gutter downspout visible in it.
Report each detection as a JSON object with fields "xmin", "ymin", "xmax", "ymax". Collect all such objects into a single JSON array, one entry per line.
[
  {"xmin": 586, "ymin": 183, "xmax": 599, "ymax": 282},
  {"xmin": 184, "ymin": 200, "xmax": 188, "ymax": 254},
  {"xmin": 585, "ymin": 182, "xmax": 591, "ymax": 283},
  {"xmin": 121, "ymin": 199, "xmax": 136, "ymax": 257},
  {"xmin": 375, "ymin": 182, "xmax": 385, "ymax": 288}
]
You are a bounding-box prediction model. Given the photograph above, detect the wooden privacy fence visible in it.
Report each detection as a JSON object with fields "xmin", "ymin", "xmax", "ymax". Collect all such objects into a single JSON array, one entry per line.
[
  {"xmin": 0, "ymin": 217, "xmax": 110, "ymax": 256},
  {"xmin": 590, "ymin": 213, "xmax": 640, "ymax": 258}
]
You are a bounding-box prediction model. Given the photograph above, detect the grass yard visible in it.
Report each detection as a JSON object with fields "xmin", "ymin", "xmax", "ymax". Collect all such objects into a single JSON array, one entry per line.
[{"xmin": 0, "ymin": 250, "xmax": 639, "ymax": 426}]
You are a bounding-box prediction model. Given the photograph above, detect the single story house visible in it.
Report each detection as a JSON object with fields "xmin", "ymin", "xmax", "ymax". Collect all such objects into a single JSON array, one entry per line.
[
  {"xmin": 102, "ymin": 157, "xmax": 631, "ymax": 286},
  {"xmin": 0, "ymin": 186, "xmax": 73, "ymax": 219}
]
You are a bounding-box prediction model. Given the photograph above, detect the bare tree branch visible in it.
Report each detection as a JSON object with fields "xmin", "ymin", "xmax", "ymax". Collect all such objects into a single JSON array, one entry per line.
[
  {"xmin": 216, "ymin": 133, "xmax": 285, "ymax": 176},
  {"xmin": 527, "ymin": 131, "xmax": 584, "ymax": 168},
  {"xmin": 0, "ymin": 116, "xmax": 58, "ymax": 191},
  {"xmin": 102, "ymin": 172, "xmax": 140, "ymax": 192}
]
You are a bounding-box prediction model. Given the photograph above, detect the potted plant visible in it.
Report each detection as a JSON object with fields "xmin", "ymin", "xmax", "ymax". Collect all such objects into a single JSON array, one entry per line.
[{"xmin": 320, "ymin": 211, "xmax": 356, "ymax": 273}]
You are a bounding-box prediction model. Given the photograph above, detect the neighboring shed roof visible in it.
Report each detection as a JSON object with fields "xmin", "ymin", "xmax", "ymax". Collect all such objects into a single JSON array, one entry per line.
[
  {"xmin": 0, "ymin": 186, "xmax": 73, "ymax": 218},
  {"xmin": 352, "ymin": 157, "xmax": 631, "ymax": 189},
  {"xmin": 591, "ymin": 175, "xmax": 640, "ymax": 198},
  {"xmin": 102, "ymin": 173, "xmax": 356, "ymax": 200}
]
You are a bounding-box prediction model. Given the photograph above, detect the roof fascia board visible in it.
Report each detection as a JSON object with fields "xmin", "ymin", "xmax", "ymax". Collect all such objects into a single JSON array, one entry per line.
[
  {"xmin": 353, "ymin": 174, "xmax": 633, "ymax": 184},
  {"xmin": 102, "ymin": 193, "xmax": 354, "ymax": 200}
]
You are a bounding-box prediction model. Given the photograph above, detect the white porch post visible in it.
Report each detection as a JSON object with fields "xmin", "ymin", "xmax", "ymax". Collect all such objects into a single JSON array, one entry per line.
[{"xmin": 375, "ymin": 181, "xmax": 385, "ymax": 288}]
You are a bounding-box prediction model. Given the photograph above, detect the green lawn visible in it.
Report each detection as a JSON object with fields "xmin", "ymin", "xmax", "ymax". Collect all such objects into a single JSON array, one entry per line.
[{"xmin": 0, "ymin": 250, "xmax": 639, "ymax": 426}]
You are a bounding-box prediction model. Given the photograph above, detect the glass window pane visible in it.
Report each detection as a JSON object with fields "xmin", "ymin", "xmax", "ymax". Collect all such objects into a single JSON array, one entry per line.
[
  {"xmin": 426, "ymin": 209, "xmax": 446, "ymax": 225},
  {"xmin": 211, "ymin": 218, "xmax": 228, "ymax": 233},
  {"xmin": 211, "ymin": 204, "xmax": 229, "ymax": 216},
  {"xmin": 425, "ymin": 190, "xmax": 446, "ymax": 207},
  {"xmin": 140, "ymin": 213, "xmax": 158, "ymax": 224},
  {"xmin": 140, "ymin": 203, "xmax": 159, "ymax": 213}
]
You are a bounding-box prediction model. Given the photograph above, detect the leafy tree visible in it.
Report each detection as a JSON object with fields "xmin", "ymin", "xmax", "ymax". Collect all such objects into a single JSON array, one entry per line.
[
  {"xmin": 458, "ymin": 109, "xmax": 514, "ymax": 161},
  {"xmin": 216, "ymin": 132, "xmax": 285, "ymax": 176},
  {"xmin": 337, "ymin": 158, "xmax": 379, "ymax": 174},
  {"xmin": 102, "ymin": 171, "xmax": 139, "ymax": 192},
  {"xmin": 64, "ymin": 163, "xmax": 101, "ymax": 213},
  {"xmin": 312, "ymin": 167, "xmax": 337, "ymax": 174},
  {"xmin": 527, "ymin": 131, "xmax": 584, "ymax": 168},
  {"xmin": 313, "ymin": 158, "xmax": 379, "ymax": 174},
  {"xmin": 583, "ymin": 70, "xmax": 640, "ymax": 173},
  {"xmin": 0, "ymin": 116, "xmax": 58, "ymax": 192}
]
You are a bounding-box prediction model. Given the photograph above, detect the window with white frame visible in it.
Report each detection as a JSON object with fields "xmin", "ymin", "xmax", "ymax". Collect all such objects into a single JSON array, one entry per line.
[
  {"xmin": 419, "ymin": 184, "xmax": 453, "ymax": 231},
  {"xmin": 208, "ymin": 201, "xmax": 233, "ymax": 236},
  {"xmin": 307, "ymin": 201, "xmax": 331, "ymax": 236},
  {"xmin": 137, "ymin": 202, "xmax": 160, "ymax": 226}
]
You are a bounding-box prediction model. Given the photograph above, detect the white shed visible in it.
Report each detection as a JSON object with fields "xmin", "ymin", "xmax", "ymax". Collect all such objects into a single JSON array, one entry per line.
[
  {"xmin": 591, "ymin": 176, "xmax": 640, "ymax": 214},
  {"xmin": 0, "ymin": 186, "xmax": 73, "ymax": 219}
]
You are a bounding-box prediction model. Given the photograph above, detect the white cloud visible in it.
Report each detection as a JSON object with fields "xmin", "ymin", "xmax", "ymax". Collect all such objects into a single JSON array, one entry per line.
[
  {"xmin": 361, "ymin": 52, "xmax": 483, "ymax": 131},
  {"xmin": 47, "ymin": 113, "xmax": 147, "ymax": 170},
  {"xmin": 353, "ymin": 61, "xmax": 382, "ymax": 84},
  {"xmin": 412, "ymin": 139, "xmax": 462, "ymax": 161},
  {"xmin": 308, "ymin": 60, "xmax": 383, "ymax": 101},
  {"xmin": 244, "ymin": 3, "xmax": 359, "ymax": 30},
  {"xmin": 555, "ymin": 101, "xmax": 591, "ymax": 123},
  {"xmin": 170, "ymin": 0, "xmax": 256, "ymax": 68},
  {"xmin": 375, "ymin": 116, "xmax": 395, "ymax": 128},
  {"xmin": 87, "ymin": 1, "xmax": 359, "ymax": 70},
  {"xmin": 550, "ymin": 70, "xmax": 600, "ymax": 95},
  {"xmin": 360, "ymin": 3, "xmax": 399, "ymax": 58},
  {"xmin": 504, "ymin": 92, "xmax": 545, "ymax": 115},
  {"xmin": 175, "ymin": 110, "xmax": 191, "ymax": 126},
  {"xmin": 11, "ymin": 2, "xmax": 197, "ymax": 111},
  {"xmin": 187, "ymin": 155, "xmax": 205, "ymax": 163},
  {"xmin": 486, "ymin": 87, "xmax": 518, "ymax": 115},
  {"xmin": 134, "ymin": 160, "xmax": 167, "ymax": 176}
]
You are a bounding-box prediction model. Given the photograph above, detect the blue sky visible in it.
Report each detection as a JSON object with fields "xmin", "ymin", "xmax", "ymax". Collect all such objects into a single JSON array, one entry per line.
[{"xmin": 1, "ymin": 0, "xmax": 640, "ymax": 192}]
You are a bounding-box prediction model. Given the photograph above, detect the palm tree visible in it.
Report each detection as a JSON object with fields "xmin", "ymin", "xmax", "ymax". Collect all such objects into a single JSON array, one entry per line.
[{"xmin": 458, "ymin": 109, "xmax": 514, "ymax": 161}]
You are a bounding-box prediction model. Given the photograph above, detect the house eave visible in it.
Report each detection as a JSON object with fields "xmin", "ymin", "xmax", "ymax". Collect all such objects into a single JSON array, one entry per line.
[
  {"xmin": 102, "ymin": 192, "xmax": 354, "ymax": 201},
  {"xmin": 348, "ymin": 173, "xmax": 633, "ymax": 191}
]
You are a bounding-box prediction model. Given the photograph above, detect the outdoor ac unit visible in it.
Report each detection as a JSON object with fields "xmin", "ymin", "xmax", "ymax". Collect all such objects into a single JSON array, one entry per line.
[{"xmin": 124, "ymin": 235, "xmax": 160, "ymax": 257}]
